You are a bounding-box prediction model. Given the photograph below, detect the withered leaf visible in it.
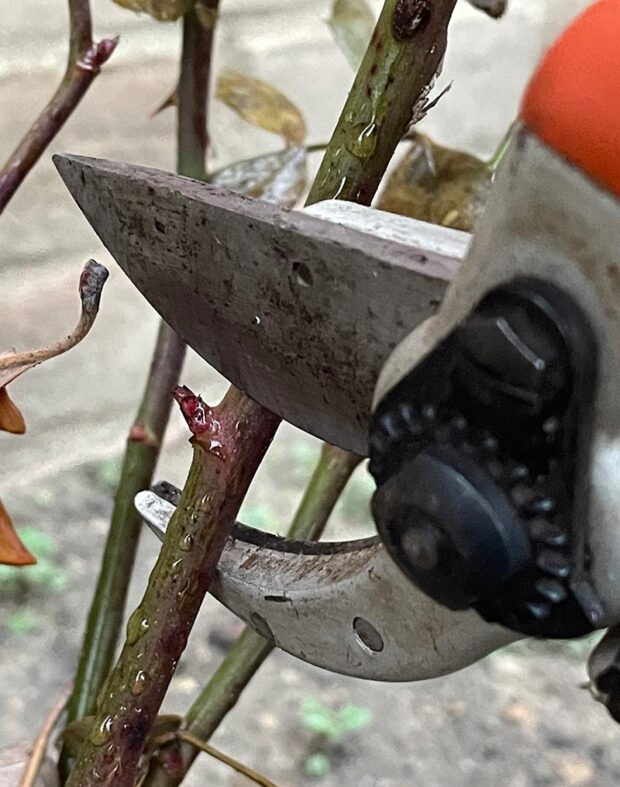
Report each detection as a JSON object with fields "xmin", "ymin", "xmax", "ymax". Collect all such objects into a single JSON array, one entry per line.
[
  {"xmin": 466, "ymin": 0, "xmax": 507, "ymax": 18},
  {"xmin": 0, "ymin": 386, "xmax": 26, "ymax": 434},
  {"xmin": 216, "ymin": 70, "xmax": 307, "ymax": 146},
  {"xmin": 0, "ymin": 260, "xmax": 108, "ymax": 437},
  {"xmin": 0, "ymin": 499, "xmax": 36, "ymax": 566},
  {"xmin": 111, "ymin": 0, "xmax": 195, "ymax": 21},
  {"xmin": 327, "ymin": 0, "xmax": 376, "ymax": 70},
  {"xmin": 211, "ymin": 147, "xmax": 307, "ymax": 208},
  {"xmin": 378, "ymin": 133, "xmax": 492, "ymax": 233}
]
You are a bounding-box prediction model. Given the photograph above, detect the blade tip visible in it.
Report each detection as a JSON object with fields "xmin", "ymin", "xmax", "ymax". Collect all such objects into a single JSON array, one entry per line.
[{"xmin": 53, "ymin": 152, "xmax": 94, "ymax": 193}]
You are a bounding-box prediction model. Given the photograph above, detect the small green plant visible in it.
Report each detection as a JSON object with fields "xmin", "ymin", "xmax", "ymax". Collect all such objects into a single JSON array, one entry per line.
[
  {"xmin": 300, "ymin": 697, "xmax": 373, "ymax": 778},
  {"xmin": 6, "ymin": 609, "xmax": 39, "ymax": 636},
  {"xmin": 239, "ymin": 503, "xmax": 277, "ymax": 533},
  {"xmin": 96, "ymin": 456, "xmax": 123, "ymax": 491},
  {"xmin": 0, "ymin": 526, "xmax": 67, "ymax": 597}
]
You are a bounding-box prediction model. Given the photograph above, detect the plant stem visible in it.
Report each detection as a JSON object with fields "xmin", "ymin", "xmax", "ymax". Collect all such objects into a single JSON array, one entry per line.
[
  {"xmin": 306, "ymin": 0, "xmax": 458, "ymax": 206},
  {"xmin": 67, "ymin": 388, "xmax": 280, "ymax": 786},
  {"xmin": 60, "ymin": 6, "xmax": 215, "ymax": 779},
  {"xmin": 0, "ymin": 0, "xmax": 117, "ymax": 215},
  {"xmin": 151, "ymin": 731, "xmax": 279, "ymax": 787},
  {"xmin": 70, "ymin": 0, "xmax": 457, "ymax": 779},
  {"xmin": 65, "ymin": 324, "xmax": 186, "ymax": 725},
  {"xmin": 177, "ymin": 3, "xmax": 217, "ymax": 179},
  {"xmin": 143, "ymin": 445, "xmax": 361, "ymax": 787},
  {"xmin": 144, "ymin": 0, "xmax": 460, "ymax": 779}
]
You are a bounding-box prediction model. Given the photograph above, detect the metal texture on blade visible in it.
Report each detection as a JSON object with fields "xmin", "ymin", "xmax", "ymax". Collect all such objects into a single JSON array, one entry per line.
[
  {"xmin": 136, "ymin": 490, "xmax": 516, "ymax": 681},
  {"xmin": 55, "ymin": 154, "xmax": 459, "ymax": 453}
]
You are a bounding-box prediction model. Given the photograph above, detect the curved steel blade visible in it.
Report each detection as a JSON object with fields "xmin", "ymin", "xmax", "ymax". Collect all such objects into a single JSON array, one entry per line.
[
  {"xmin": 54, "ymin": 154, "xmax": 463, "ymax": 454},
  {"xmin": 137, "ymin": 490, "xmax": 516, "ymax": 681}
]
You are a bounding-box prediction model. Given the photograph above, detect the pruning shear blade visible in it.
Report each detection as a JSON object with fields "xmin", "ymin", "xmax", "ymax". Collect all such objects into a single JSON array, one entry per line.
[{"xmin": 54, "ymin": 154, "xmax": 465, "ymax": 453}]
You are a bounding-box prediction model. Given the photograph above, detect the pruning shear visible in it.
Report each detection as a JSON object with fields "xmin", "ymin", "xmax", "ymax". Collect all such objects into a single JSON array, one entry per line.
[{"xmin": 54, "ymin": 1, "xmax": 620, "ymax": 696}]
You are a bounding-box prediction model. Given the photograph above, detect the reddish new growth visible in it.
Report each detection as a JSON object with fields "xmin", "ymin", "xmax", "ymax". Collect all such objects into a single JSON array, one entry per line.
[
  {"xmin": 174, "ymin": 385, "xmax": 215, "ymax": 436},
  {"xmin": 76, "ymin": 36, "xmax": 118, "ymax": 74}
]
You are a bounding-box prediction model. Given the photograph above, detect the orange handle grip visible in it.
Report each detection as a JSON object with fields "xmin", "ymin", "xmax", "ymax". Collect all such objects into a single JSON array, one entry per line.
[{"xmin": 521, "ymin": 0, "xmax": 620, "ymax": 199}]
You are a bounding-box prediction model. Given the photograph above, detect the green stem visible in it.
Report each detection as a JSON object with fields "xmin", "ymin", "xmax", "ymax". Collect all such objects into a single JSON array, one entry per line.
[
  {"xmin": 488, "ymin": 119, "xmax": 518, "ymax": 171},
  {"xmin": 65, "ymin": 325, "xmax": 185, "ymax": 728},
  {"xmin": 60, "ymin": 5, "xmax": 214, "ymax": 780},
  {"xmin": 306, "ymin": 0, "xmax": 458, "ymax": 206},
  {"xmin": 144, "ymin": 2, "xmax": 460, "ymax": 781},
  {"xmin": 144, "ymin": 445, "xmax": 361, "ymax": 787},
  {"xmin": 67, "ymin": 389, "xmax": 280, "ymax": 787}
]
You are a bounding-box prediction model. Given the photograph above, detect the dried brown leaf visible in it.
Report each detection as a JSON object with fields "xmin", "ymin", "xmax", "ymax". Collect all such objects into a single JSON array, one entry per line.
[
  {"xmin": 0, "ymin": 498, "xmax": 36, "ymax": 566},
  {"xmin": 378, "ymin": 133, "xmax": 492, "ymax": 232},
  {"xmin": 216, "ymin": 70, "xmax": 307, "ymax": 145},
  {"xmin": 211, "ymin": 147, "xmax": 307, "ymax": 207},
  {"xmin": 0, "ymin": 260, "xmax": 108, "ymax": 375},
  {"xmin": 0, "ymin": 387, "xmax": 26, "ymax": 434},
  {"xmin": 327, "ymin": 0, "xmax": 376, "ymax": 70},
  {"xmin": 111, "ymin": 0, "xmax": 195, "ymax": 21}
]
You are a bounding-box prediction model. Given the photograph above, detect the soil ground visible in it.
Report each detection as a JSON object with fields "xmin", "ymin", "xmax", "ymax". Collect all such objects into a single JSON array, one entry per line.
[{"xmin": 2, "ymin": 1, "xmax": 618, "ymax": 785}]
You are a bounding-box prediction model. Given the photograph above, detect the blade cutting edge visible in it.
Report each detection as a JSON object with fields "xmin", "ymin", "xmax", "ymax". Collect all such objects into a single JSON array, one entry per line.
[{"xmin": 54, "ymin": 154, "xmax": 464, "ymax": 453}]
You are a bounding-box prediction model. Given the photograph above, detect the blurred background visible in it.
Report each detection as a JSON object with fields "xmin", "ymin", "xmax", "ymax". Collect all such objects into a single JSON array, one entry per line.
[{"xmin": 3, "ymin": 1, "xmax": 619, "ymax": 785}]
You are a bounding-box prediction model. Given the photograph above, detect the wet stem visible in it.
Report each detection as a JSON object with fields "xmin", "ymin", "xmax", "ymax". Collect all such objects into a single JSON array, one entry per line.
[
  {"xmin": 65, "ymin": 0, "xmax": 460, "ymax": 783},
  {"xmin": 145, "ymin": 1, "xmax": 460, "ymax": 783},
  {"xmin": 60, "ymin": 4, "xmax": 215, "ymax": 783}
]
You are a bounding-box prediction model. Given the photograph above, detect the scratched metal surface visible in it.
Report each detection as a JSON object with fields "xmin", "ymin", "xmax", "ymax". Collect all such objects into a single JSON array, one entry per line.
[
  {"xmin": 137, "ymin": 490, "xmax": 516, "ymax": 681},
  {"xmin": 54, "ymin": 154, "xmax": 460, "ymax": 454}
]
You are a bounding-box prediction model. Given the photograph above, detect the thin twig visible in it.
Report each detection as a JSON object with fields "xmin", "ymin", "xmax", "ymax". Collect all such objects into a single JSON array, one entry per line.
[
  {"xmin": 59, "ymin": 7, "xmax": 217, "ymax": 779},
  {"xmin": 18, "ymin": 688, "xmax": 71, "ymax": 787},
  {"xmin": 144, "ymin": 445, "xmax": 361, "ymax": 787},
  {"xmin": 0, "ymin": 0, "xmax": 117, "ymax": 215},
  {"xmin": 0, "ymin": 260, "xmax": 108, "ymax": 375},
  {"xmin": 150, "ymin": 731, "xmax": 278, "ymax": 787}
]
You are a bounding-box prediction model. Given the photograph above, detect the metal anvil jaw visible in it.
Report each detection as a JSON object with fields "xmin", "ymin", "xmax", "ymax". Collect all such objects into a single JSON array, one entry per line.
[
  {"xmin": 372, "ymin": 126, "xmax": 620, "ymax": 637},
  {"xmin": 137, "ymin": 491, "xmax": 515, "ymax": 682}
]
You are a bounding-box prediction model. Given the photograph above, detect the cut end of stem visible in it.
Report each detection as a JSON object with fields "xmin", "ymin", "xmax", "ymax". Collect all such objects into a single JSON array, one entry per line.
[{"xmin": 174, "ymin": 385, "xmax": 214, "ymax": 435}]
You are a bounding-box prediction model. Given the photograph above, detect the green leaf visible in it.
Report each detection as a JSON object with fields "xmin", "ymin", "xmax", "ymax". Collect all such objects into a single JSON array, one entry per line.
[
  {"xmin": 337, "ymin": 704, "xmax": 373, "ymax": 733},
  {"xmin": 216, "ymin": 70, "xmax": 307, "ymax": 145},
  {"xmin": 304, "ymin": 752, "xmax": 331, "ymax": 779},
  {"xmin": 0, "ymin": 527, "xmax": 66, "ymax": 595},
  {"xmin": 327, "ymin": 0, "xmax": 376, "ymax": 70},
  {"xmin": 211, "ymin": 147, "xmax": 307, "ymax": 208},
  {"xmin": 301, "ymin": 698, "xmax": 339, "ymax": 737},
  {"xmin": 97, "ymin": 456, "xmax": 122, "ymax": 491},
  {"xmin": 6, "ymin": 609, "xmax": 39, "ymax": 635}
]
